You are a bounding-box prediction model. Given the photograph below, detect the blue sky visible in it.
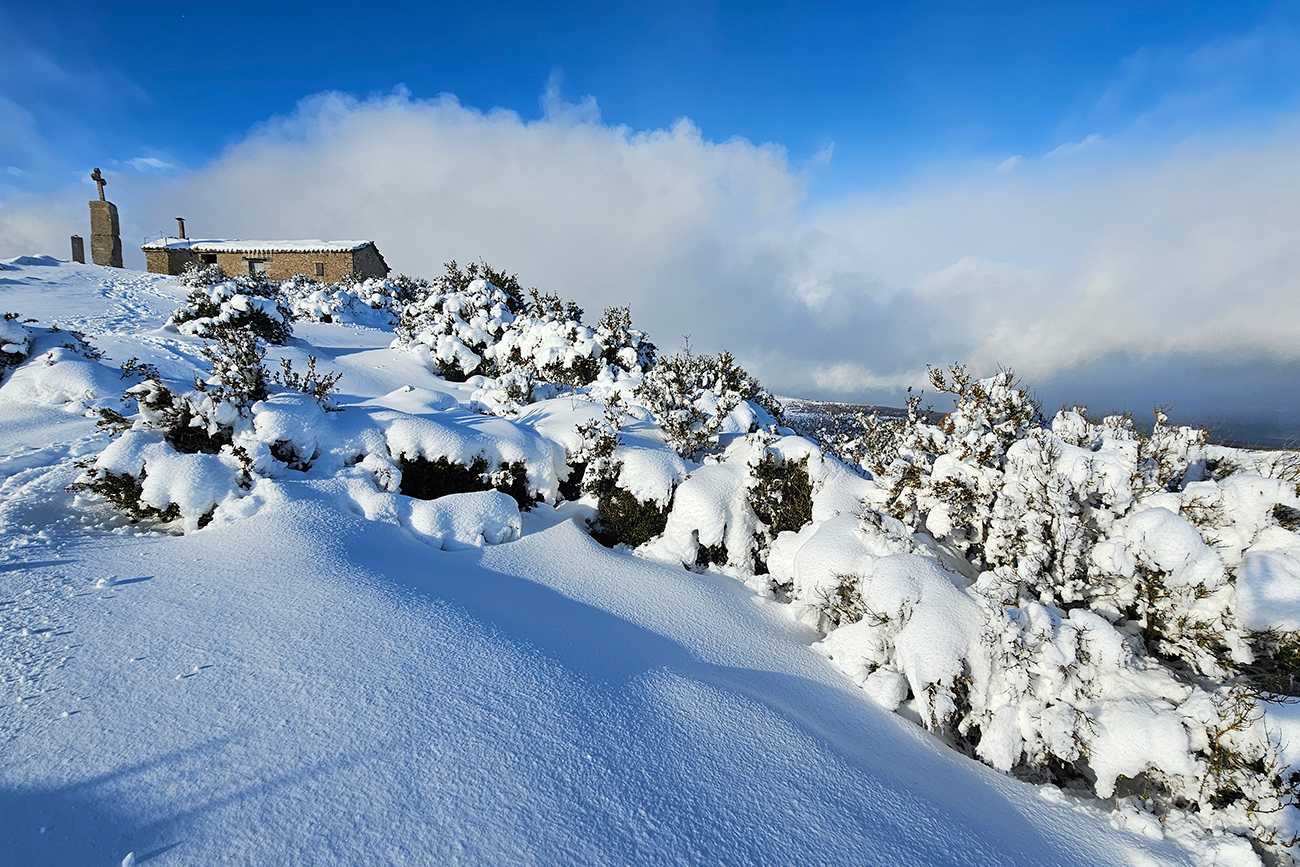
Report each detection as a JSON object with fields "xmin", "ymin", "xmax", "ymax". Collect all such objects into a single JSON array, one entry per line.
[
  {"xmin": 3, "ymin": 1, "xmax": 1300, "ymax": 435},
  {"xmin": 5, "ymin": 1, "xmax": 1297, "ymax": 195}
]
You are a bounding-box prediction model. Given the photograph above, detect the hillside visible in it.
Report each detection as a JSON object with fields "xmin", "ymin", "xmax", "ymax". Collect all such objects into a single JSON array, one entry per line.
[{"xmin": 2, "ymin": 256, "xmax": 1296, "ymax": 866}]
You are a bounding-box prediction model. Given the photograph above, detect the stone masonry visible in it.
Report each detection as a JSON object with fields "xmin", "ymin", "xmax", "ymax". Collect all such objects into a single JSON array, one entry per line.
[
  {"xmin": 142, "ymin": 240, "xmax": 389, "ymax": 282},
  {"xmin": 88, "ymin": 168, "xmax": 123, "ymax": 268},
  {"xmin": 89, "ymin": 201, "xmax": 124, "ymax": 267}
]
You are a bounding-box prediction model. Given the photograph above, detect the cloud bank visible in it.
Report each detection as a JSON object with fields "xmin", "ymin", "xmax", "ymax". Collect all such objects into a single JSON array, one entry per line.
[{"xmin": 3, "ymin": 86, "xmax": 1299, "ymax": 436}]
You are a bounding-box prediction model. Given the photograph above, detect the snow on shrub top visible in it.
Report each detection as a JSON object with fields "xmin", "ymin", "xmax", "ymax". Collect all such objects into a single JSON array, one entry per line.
[
  {"xmin": 0, "ymin": 313, "xmax": 32, "ymax": 364},
  {"xmin": 377, "ymin": 408, "xmax": 567, "ymax": 503},
  {"xmin": 1237, "ymin": 535, "xmax": 1300, "ymax": 631},
  {"xmin": 0, "ymin": 323, "xmax": 114, "ymax": 407},
  {"xmin": 167, "ymin": 277, "xmax": 293, "ymax": 344},
  {"xmin": 388, "ymin": 262, "xmax": 658, "ymax": 411},
  {"xmin": 279, "ymin": 274, "xmax": 417, "ymax": 327},
  {"xmin": 396, "ymin": 277, "xmax": 518, "ymax": 380},
  {"xmin": 395, "ymin": 277, "xmax": 656, "ymax": 392},
  {"xmin": 95, "ymin": 430, "xmax": 245, "ymax": 532},
  {"xmin": 642, "ymin": 434, "xmax": 862, "ymax": 575},
  {"xmin": 0, "ymin": 345, "xmax": 116, "ymax": 406}
]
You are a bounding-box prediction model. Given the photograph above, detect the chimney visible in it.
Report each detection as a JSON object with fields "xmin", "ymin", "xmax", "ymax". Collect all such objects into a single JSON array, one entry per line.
[{"xmin": 176, "ymin": 217, "xmax": 186, "ymax": 239}]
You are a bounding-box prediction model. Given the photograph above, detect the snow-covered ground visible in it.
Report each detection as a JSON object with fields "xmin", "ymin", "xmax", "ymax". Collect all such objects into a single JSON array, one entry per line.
[{"xmin": 0, "ymin": 257, "xmax": 1285, "ymax": 866}]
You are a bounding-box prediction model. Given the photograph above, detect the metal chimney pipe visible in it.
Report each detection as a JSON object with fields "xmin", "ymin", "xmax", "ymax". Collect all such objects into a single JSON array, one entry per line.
[{"xmin": 176, "ymin": 217, "xmax": 186, "ymax": 239}]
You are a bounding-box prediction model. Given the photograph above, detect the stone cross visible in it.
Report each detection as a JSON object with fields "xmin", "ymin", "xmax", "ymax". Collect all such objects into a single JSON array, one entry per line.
[{"xmin": 87, "ymin": 167, "xmax": 123, "ymax": 267}]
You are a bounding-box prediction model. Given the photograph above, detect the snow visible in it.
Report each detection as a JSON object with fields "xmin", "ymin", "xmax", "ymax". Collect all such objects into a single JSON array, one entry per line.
[
  {"xmin": 0, "ymin": 346, "xmax": 117, "ymax": 408},
  {"xmin": 405, "ymin": 489, "xmax": 521, "ymax": 548},
  {"xmin": 641, "ymin": 438, "xmax": 760, "ymax": 569},
  {"xmin": 282, "ymin": 276, "xmax": 401, "ymax": 327},
  {"xmin": 1113, "ymin": 506, "xmax": 1227, "ymax": 590},
  {"xmin": 0, "ymin": 494, "xmax": 1185, "ymax": 866},
  {"xmin": 141, "ymin": 238, "xmax": 372, "ymax": 252},
  {"xmin": 2, "ymin": 256, "xmax": 1296, "ymax": 865},
  {"xmin": 611, "ymin": 441, "xmax": 688, "ymax": 506},
  {"xmin": 0, "ymin": 318, "xmax": 32, "ymax": 354},
  {"xmin": 379, "ymin": 408, "xmax": 567, "ymax": 502},
  {"xmin": 1237, "ymin": 534, "xmax": 1300, "ymax": 631},
  {"xmin": 1089, "ymin": 699, "xmax": 1197, "ymax": 798}
]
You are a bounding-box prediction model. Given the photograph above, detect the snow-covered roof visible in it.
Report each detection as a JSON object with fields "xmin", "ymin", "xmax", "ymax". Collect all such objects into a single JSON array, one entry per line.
[{"xmin": 141, "ymin": 238, "xmax": 373, "ymax": 254}]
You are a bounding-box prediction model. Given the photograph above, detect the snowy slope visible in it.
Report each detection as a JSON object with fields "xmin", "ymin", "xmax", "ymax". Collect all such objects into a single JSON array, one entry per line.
[{"xmin": 1, "ymin": 259, "xmax": 1204, "ymax": 865}]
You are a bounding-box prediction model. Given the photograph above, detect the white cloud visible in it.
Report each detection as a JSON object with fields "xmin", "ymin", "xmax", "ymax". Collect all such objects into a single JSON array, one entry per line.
[
  {"xmin": 127, "ymin": 156, "xmax": 176, "ymax": 173},
  {"xmin": 1088, "ymin": 28, "xmax": 1300, "ymax": 132},
  {"xmin": 2, "ymin": 87, "xmax": 1299, "ymax": 421},
  {"xmin": 1045, "ymin": 133, "xmax": 1101, "ymax": 158},
  {"xmin": 995, "ymin": 155, "xmax": 1021, "ymax": 173},
  {"xmin": 807, "ymin": 143, "xmax": 835, "ymax": 168},
  {"xmin": 811, "ymin": 361, "xmax": 920, "ymax": 394}
]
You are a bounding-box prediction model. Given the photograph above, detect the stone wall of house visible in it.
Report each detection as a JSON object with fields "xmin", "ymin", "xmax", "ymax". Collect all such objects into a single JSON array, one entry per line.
[
  {"xmin": 144, "ymin": 245, "xmax": 389, "ymax": 281},
  {"xmin": 145, "ymin": 248, "xmax": 197, "ymax": 275},
  {"xmin": 200, "ymin": 250, "xmax": 354, "ymax": 282},
  {"xmin": 352, "ymin": 243, "xmax": 390, "ymax": 279}
]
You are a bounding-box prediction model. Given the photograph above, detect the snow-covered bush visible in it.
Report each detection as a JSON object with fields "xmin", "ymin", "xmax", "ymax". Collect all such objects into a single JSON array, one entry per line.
[
  {"xmin": 0, "ymin": 312, "xmax": 32, "ymax": 369},
  {"xmin": 636, "ymin": 345, "xmax": 781, "ymax": 459},
  {"xmin": 396, "ymin": 273, "xmax": 517, "ymax": 381},
  {"xmin": 398, "ymin": 455, "xmax": 532, "ymax": 510},
  {"xmin": 372, "ymin": 411, "xmax": 567, "ymax": 511},
  {"xmin": 865, "ymin": 365, "xmax": 1258, "ymax": 678},
  {"xmin": 197, "ymin": 329, "xmax": 270, "ymax": 410},
  {"xmin": 274, "ymin": 355, "xmax": 342, "ymax": 411},
  {"xmin": 594, "ymin": 306, "xmax": 656, "ymax": 375},
  {"xmin": 442, "ymin": 259, "xmax": 527, "ymax": 309},
  {"xmin": 588, "ymin": 478, "xmax": 670, "ymax": 548},
  {"xmin": 168, "ymin": 275, "xmax": 293, "ymax": 344},
  {"xmin": 748, "ymin": 450, "xmax": 814, "ymax": 571},
  {"xmin": 0, "ymin": 320, "xmax": 113, "ymax": 407},
  {"xmin": 495, "ymin": 308, "xmax": 603, "ymax": 387},
  {"xmin": 394, "ymin": 261, "xmax": 656, "ymax": 392},
  {"xmin": 783, "ymin": 401, "xmax": 902, "ymax": 474},
  {"xmin": 179, "ymin": 262, "xmax": 226, "ymax": 287},
  {"xmin": 574, "ymin": 404, "xmax": 670, "ymax": 547},
  {"xmin": 618, "ymin": 359, "xmax": 1300, "ymax": 860},
  {"xmin": 278, "ymin": 273, "xmax": 412, "ymax": 327},
  {"xmin": 73, "ymin": 333, "xmax": 288, "ymax": 530}
]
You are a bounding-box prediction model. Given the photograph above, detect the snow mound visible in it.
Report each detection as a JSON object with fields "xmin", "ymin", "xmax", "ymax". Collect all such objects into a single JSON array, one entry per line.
[
  {"xmin": 405, "ymin": 490, "xmax": 521, "ymax": 549},
  {"xmin": 1236, "ymin": 529, "xmax": 1300, "ymax": 631},
  {"xmin": 0, "ymin": 345, "xmax": 117, "ymax": 407},
  {"xmin": 5, "ymin": 254, "xmax": 59, "ymax": 266}
]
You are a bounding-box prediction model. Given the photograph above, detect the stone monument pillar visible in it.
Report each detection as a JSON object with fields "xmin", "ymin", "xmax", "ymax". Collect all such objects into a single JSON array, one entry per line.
[
  {"xmin": 71, "ymin": 235, "xmax": 85, "ymax": 264},
  {"xmin": 88, "ymin": 167, "xmax": 123, "ymax": 268}
]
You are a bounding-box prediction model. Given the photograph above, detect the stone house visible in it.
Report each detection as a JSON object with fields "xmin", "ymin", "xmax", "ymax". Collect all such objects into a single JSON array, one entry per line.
[{"xmin": 142, "ymin": 238, "xmax": 389, "ymax": 282}]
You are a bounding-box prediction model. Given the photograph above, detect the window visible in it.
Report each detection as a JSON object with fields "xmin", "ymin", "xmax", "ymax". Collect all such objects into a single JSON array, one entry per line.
[
  {"xmin": 248, "ymin": 259, "xmax": 266, "ymax": 276},
  {"xmin": 201, "ymin": 254, "xmax": 217, "ymax": 265},
  {"xmin": 315, "ymin": 261, "xmax": 325, "ymax": 277}
]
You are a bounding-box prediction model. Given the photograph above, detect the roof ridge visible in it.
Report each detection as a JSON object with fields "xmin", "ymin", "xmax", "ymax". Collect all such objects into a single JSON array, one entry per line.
[{"xmin": 142, "ymin": 238, "xmax": 374, "ymax": 252}]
